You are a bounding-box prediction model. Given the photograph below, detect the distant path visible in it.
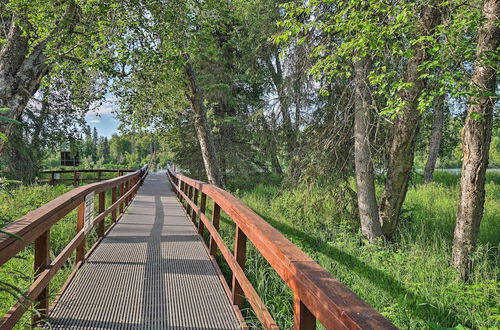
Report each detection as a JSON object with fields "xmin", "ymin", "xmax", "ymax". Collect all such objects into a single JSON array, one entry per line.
[{"xmin": 49, "ymin": 172, "xmax": 241, "ymax": 329}]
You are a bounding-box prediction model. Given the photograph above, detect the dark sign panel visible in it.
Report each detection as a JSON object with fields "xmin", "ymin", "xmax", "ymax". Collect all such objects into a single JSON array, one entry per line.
[{"xmin": 60, "ymin": 152, "xmax": 80, "ymax": 166}]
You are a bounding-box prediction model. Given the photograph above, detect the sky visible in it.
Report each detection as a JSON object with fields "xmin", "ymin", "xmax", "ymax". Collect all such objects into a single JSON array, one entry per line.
[{"xmin": 85, "ymin": 98, "xmax": 121, "ymax": 138}]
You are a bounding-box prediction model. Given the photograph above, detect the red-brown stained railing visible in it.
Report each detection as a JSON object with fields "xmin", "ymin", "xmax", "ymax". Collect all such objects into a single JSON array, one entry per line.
[
  {"xmin": 167, "ymin": 168, "xmax": 398, "ymax": 330},
  {"xmin": 0, "ymin": 162, "xmax": 152, "ymax": 329}
]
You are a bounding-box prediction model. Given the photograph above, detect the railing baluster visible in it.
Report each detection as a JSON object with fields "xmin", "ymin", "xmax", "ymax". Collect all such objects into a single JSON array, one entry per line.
[
  {"xmin": 98, "ymin": 191, "xmax": 105, "ymax": 237},
  {"xmin": 125, "ymin": 180, "xmax": 130, "ymax": 205},
  {"xmin": 209, "ymin": 202, "xmax": 221, "ymax": 256},
  {"xmin": 232, "ymin": 227, "xmax": 247, "ymax": 308},
  {"xmin": 76, "ymin": 202, "xmax": 85, "ymax": 263},
  {"xmin": 186, "ymin": 185, "xmax": 193, "ymax": 216},
  {"xmin": 198, "ymin": 192, "xmax": 207, "ymax": 236},
  {"xmin": 294, "ymin": 296, "xmax": 316, "ymax": 330},
  {"xmin": 32, "ymin": 230, "xmax": 50, "ymax": 326},
  {"xmin": 119, "ymin": 182, "xmax": 125, "ymax": 214},
  {"xmin": 112, "ymin": 186, "xmax": 117, "ymax": 223},
  {"xmin": 178, "ymin": 179, "xmax": 183, "ymax": 201},
  {"xmin": 191, "ymin": 188, "xmax": 199, "ymax": 225}
]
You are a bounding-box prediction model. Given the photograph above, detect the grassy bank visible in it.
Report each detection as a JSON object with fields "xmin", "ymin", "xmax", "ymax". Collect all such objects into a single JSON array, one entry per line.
[
  {"xmin": 223, "ymin": 171, "xmax": 499, "ymax": 329},
  {"xmin": 1, "ymin": 171, "xmax": 498, "ymax": 329}
]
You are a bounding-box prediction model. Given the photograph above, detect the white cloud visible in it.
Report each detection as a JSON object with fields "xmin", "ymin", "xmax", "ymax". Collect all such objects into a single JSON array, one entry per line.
[
  {"xmin": 89, "ymin": 95, "xmax": 119, "ymax": 116},
  {"xmin": 88, "ymin": 119, "xmax": 101, "ymax": 124}
]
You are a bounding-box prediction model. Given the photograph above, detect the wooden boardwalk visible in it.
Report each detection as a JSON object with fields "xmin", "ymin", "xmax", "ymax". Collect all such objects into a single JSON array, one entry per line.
[{"xmin": 49, "ymin": 172, "xmax": 241, "ymax": 329}]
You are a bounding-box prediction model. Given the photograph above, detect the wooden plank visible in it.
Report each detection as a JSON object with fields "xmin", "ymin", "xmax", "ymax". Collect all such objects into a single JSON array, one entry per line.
[
  {"xmin": 119, "ymin": 183, "xmax": 125, "ymax": 214},
  {"xmin": 76, "ymin": 203, "xmax": 85, "ymax": 263},
  {"xmin": 111, "ymin": 187, "xmax": 117, "ymax": 222},
  {"xmin": 32, "ymin": 230, "xmax": 50, "ymax": 326},
  {"xmin": 98, "ymin": 192, "xmax": 105, "ymax": 237},
  {"xmin": 198, "ymin": 193, "xmax": 207, "ymax": 236},
  {"xmin": 209, "ymin": 201, "xmax": 220, "ymax": 257},
  {"xmin": 232, "ymin": 227, "xmax": 247, "ymax": 309},
  {"xmin": 191, "ymin": 188, "xmax": 199, "ymax": 225}
]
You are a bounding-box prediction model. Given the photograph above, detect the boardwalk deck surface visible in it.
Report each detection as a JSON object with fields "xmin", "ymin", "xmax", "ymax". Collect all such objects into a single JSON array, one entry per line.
[{"xmin": 49, "ymin": 172, "xmax": 241, "ymax": 329}]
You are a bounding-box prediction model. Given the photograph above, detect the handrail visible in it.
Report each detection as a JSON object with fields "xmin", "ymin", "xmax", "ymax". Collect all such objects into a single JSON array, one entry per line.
[
  {"xmin": 0, "ymin": 161, "xmax": 152, "ymax": 329},
  {"xmin": 40, "ymin": 169, "xmax": 137, "ymax": 173},
  {"xmin": 167, "ymin": 168, "xmax": 397, "ymax": 330},
  {"xmin": 39, "ymin": 168, "xmax": 139, "ymax": 186}
]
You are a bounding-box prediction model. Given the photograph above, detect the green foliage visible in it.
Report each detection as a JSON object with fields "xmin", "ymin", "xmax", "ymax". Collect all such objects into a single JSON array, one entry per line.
[{"xmin": 233, "ymin": 176, "xmax": 499, "ymax": 329}]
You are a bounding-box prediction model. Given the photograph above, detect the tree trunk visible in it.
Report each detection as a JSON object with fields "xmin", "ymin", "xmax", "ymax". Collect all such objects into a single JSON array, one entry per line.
[
  {"xmin": 379, "ymin": 3, "xmax": 442, "ymax": 239},
  {"xmin": 261, "ymin": 113, "xmax": 282, "ymax": 174},
  {"xmin": 184, "ymin": 54, "xmax": 225, "ymax": 188},
  {"xmin": 424, "ymin": 93, "xmax": 445, "ymax": 183},
  {"xmin": 0, "ymin": 3, "xmax": 79, "ymax": 153},
  {"xmin": 268, "ymin": 54, "xmax": 296, "ymax": 160},
  {"xmin": 452, "ymin": 0, "xmax": 499, "ymax": 281},
  {"xmin": 354, "ymin": 56, "xmax": 383, "ymax": 242},
  {"xmin": 0, "ymin": 20, "xmax": 48, "ymax": 153}
]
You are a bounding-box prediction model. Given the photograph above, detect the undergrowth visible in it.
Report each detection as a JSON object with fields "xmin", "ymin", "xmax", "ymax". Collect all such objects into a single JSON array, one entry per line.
[
  {"xmin": 0, "ymin": 184, "xmax": 118, "ymax": 329},
  {"xmin": 225, "ymin": 171, "xmax": 499, "ymax": 329}
]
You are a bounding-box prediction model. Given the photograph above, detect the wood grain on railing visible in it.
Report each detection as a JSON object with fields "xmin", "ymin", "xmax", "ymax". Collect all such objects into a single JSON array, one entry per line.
[
  {"xmin": 167, "ymin": 168, "xmax": 398, "ymax": 330},
  {"xmin": 0, "ymin": 162, "xmax": 152, "ymax": 329}
]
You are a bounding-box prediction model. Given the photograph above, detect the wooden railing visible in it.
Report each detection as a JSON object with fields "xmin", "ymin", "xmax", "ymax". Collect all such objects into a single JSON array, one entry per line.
[
  {"xmin": 0, "ymin": 163, "xmax": 152, "ymax": 329},
  {"xmin": 39, "ymin": 169, "xmax": 137, "ymax": 186},
  {"xmin": 167, "ymin": 168, "xmax": 397, "ymax": 330}
]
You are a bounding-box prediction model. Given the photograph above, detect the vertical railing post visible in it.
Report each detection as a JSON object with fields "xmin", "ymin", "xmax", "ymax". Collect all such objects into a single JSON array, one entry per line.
[
  {"xmin": 98, "ymin": 191, "xmax": 105, "ymax": 237},
  {"xmin": 76, "ymin": 202, "xmax": 85, "ymax": 263},
  {"xmin": 51, "ymin": 172, "xmax": 55, "ymax": 185},
  {"xmin": 112, "ymin": 186, "xmax": 117, "ymax": 223},
  {"xmin": 186, "ymin": 184, "xmax": 193, "ymax": 215},
  {"xmin": 198, "ymin": 192, "xmax": 207, "ymax": 236},
  {"xmin": 294, "ymin": 296, "xmax": 316, "ymax": 330},
  {"xmin": 178, "ymin": 179, "xmax": 183, "ymax": 201},
  {"xmin": 119, "ymin": 182, "xmax": 125, "ymax": 214},
  {"xmin": 181, "ymin": 181, "xmax": 187, "ymax": 207},
  {"xmin": 73, "ymin": 170, "xmax": 77, "ymax": 187},
  {"xmin": 232, "ymin": 227, "xmax": 247, "ymax": 308},
  {"xmin": 209, "ymin": 202, "xmax": 221, "ymax": 256},
  {"xmin": 191, "ymin": 187, "xmax": 199, "ymax": 225},
  {"xmin": 125, "ymin": 180, "xmax": 130, "ymax": 205},
  {"xmin": 32, "ymin": 230, "xmax": 50, "ymax": 326},
  {"xmin": 97, "ymin": 170, "xmax": 102, "ymax": 182}
]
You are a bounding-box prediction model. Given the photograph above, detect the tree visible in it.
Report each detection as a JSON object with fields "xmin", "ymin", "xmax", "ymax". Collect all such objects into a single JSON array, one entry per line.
[
  {"xmin": 97, "ymin": 137, "xmax": 110, "ymax": 163},
  {"xmin": 452, "ymin": 0, "xmax": 499, "ymax": 280},
  {"xmin": 0, "ymin": 1, "xmax": 128, "ymax": 153},
  {"xmin": 424, "ymin": 94, "xmax": 445, "ymax": 183},
  {"xmin": 354, "ymin": 56, "xmax": 383, "ymax": 242},
  {"xmin": 378, "ymin": 2, "xmax": 444, "ymax": 238}
]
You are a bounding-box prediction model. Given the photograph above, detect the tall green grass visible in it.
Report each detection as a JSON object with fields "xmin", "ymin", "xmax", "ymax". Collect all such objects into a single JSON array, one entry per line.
[
  {"xmin": 0, "ymin": 184, "xmax": 119, "ymax": 328},
  {"xmin": 226, "ymin": 172, "xmax": 500, "ymax": 329},
  {"xmin": 1, "ymin": 172, "xmax": 498, "ymax": 329}
]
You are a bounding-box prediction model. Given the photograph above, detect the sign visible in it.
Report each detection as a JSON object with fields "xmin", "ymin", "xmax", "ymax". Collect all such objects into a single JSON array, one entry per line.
[
  {"xmin": 84, "ymin": 192, "xmax": 94, "ymax": 234},
  {"xmin": 60, "ymin": 151, "xmax": 80, "ymax": 166}
]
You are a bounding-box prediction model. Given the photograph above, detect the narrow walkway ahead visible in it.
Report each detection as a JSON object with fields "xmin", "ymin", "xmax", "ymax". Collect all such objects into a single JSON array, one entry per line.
[{"xmin": 50, "ymin": 172, "xmax": 241, "ymax": 329}]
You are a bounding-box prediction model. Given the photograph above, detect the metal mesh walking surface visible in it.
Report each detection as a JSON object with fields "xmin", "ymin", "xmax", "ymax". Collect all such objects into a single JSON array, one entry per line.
[{"xmin": 49, "ymin": 172, "xmax": 241, "ymax": 329}]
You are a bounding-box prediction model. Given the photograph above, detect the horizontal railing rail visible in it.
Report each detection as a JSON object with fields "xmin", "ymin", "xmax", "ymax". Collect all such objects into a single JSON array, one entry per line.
[
  {"xmin": 39, "ymin": 169, "xmax": 138, "ymax": 186},
  {"xmin": 167, "ymin": 168, "xmax": 397, "ymax": 330},
  {"xmin": 0, "ymin": 161, "xmax": 153, "ymax": 329}
]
